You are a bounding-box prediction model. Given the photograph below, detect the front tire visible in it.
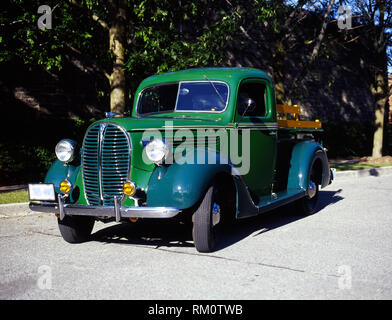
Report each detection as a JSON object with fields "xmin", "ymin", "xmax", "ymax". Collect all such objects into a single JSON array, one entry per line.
[
  {"xmin": 58, "ymin": 215, "xmax": 95, "ymax": 243},
  {"xmin": 192, "ymin": 184, "xmax": 221, "ymax": 253}
]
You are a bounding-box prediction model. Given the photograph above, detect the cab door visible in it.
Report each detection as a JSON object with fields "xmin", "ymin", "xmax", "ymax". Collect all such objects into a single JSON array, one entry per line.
[{"xmin": 234, "ymin": 78, "xmax": 277, "ymax": 200}]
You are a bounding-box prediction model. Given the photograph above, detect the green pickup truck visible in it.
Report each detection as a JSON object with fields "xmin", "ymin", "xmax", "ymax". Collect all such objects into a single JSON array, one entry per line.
[{"xmin": 29, "ymin": 67, "xmax": 333, "ymax": 252}]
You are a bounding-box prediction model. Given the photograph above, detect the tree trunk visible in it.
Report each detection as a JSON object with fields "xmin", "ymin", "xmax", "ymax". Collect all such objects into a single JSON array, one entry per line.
[
  {"xmin": 371, "ymin": 0, "xmax": 388, "ymax": 158},
  {"xmin": 371, "ymin": 60, "xmax": 388, "ymax": 158},
  {"xmin": 109, "ymin": 0, "xmax": 127, "ymax": 114},
  {"xmin": 273, "ymin": 38, "xmax": 285, "ymax": 104},
  {"xmin": 309, "ymin": 0, "xmax": 334, "ymax": 64}
]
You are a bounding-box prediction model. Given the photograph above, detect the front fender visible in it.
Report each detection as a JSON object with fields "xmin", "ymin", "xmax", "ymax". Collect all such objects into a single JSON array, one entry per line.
[
  {"xmin": 44, "ymin": 160, "xmax": 79, "ymax": 195},
  {"xmin": 287, "ymin": 140, "xmax": 330, "ymax": 191},
  {"xmin": 146, "ymin": 152, "xmax": 232, "ymax": 209}
]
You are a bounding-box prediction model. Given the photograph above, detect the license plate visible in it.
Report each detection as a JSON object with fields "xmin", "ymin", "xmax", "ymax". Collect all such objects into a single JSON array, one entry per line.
[{"xmin": 28, "ymin": 184, "xmax": 56, "ymax": 201}]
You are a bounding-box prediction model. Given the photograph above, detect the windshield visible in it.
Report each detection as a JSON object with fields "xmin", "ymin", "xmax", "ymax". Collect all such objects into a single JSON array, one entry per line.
[{"xmin": 137, "ymin": 81, "xmax": 229, "ymax": 115}]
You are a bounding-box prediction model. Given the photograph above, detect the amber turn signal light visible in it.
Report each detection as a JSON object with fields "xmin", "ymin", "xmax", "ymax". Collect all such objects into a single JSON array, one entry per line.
[
  {"xmin": 123, "ymin": 181, "xmax": 136, "ymax": 196},
  {"xmin": 59, "ymin": 180, "xmax": 72, "ymax": 194}
]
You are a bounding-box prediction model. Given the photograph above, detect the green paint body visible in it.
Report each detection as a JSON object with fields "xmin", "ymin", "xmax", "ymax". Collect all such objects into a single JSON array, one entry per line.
[{"xmin": 42, "ymin": 68, "xmax": 330, "ymax": 217}]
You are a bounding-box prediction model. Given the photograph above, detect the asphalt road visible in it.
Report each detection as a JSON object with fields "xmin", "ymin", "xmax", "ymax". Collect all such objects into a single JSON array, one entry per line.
[{"xmin": 1, "ymin": 174, "xmax": 392, "ymax": 300}]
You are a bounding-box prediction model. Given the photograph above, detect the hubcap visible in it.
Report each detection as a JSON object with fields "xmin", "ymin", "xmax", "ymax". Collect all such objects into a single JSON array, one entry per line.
[
  {"xmin": 307, "ymin": 180, "xmax": 317, "ymax": 199},
  {"xmin": 212, "ymin": 202, "xmax": 221, "ymax": 226}
]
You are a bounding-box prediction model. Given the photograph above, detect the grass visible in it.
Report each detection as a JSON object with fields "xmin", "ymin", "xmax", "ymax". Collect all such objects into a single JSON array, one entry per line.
[
  {"xmin": 329, "ymin": 163, "xmax": 392, "ymax": 171},
  {"xmin": 0, "ymin": 189, "xmax": 29, "ymax": 204}
]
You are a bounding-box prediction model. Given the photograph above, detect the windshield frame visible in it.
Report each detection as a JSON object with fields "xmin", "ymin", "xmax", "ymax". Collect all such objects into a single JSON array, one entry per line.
[{"xmin": 135, "ymin": 80, "xmax": 230, "ymax": 117}]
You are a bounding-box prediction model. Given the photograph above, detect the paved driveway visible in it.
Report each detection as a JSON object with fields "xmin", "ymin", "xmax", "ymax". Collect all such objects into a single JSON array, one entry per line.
[{"xmin": 1, "ymin": 174, "xmax": 391, "ymax": 299}]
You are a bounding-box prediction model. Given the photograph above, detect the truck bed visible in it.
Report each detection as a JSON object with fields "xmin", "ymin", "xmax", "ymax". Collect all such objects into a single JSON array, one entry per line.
[{"xmin": 277, "ymin": 104, "xmax": 322, "ymax": 130}]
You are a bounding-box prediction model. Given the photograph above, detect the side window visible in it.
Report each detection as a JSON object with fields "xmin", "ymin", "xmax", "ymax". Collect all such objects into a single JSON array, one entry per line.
[{"xmin": 237, "ymin": 82, "xmax": 267, "ymax": 118}]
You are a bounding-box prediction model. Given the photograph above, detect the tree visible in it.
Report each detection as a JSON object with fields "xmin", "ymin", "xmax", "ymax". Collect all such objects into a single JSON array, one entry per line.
[
  {"xmin": 268, "ymin": 0, "xmax": 311, "ymax": 103},
  {"xmin": 68, "ymin": 0, "xmax": 129, "ymax": 114},
  {"xmin": 284, "ymin": 0, "xmax": 336, "ymax": 99},
  {"xmin": 0, "ymin": 1, "xmax": 107, "ymax": 71},
  {"xmin": 124, "ymin": 0, "xmax": 242, "ymax": 95},
  {"xmin": 258, "ymin": 0, "xmax": 336, "ymax": 104},
  {"xmin": 1, "ymin": 1, "xmax": 243, "ymax": 115},
  {"xmin": 349, "ymin": 0, "xmax": 391, "ymax": 158}
]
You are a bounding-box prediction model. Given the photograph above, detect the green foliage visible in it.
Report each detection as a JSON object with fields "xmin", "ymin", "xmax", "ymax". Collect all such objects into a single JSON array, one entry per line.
[
  {"xmin": 125, "ymin": 0, "xmax": 241, "ymax": 84},
  {"xmin": 0, "ymin": 142, "xmax": 56, "ymax": 185},
  {"xmin": 0, "ymin": 117, "xmax": 95, "ymax": 186},
  {"xmin": 0, "ymin": 0, "xmax": 109, "ymax": 71},
  {"xmin": 323, "ymin": 121, "xmax": 376, "ymax": 158},
  {"xmin": 0, "ymin": 0, "xmax": 293, "ymax": 90}
]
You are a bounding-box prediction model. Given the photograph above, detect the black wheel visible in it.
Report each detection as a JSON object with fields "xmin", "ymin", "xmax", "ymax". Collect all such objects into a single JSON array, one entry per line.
[
  {"xmin": 296, "ymin": 165, "xmax": 319, "ymax": 216},
  {"xmin": 58, "ymin": 215, "xmax": 95, "ymax": 243},
  {"xmin": 192, "ymin": 183, "xmax": 221, "ymax": 253}
]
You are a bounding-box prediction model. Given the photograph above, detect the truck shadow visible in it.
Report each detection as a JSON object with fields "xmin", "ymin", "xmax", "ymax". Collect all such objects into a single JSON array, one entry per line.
[
  {"xmin": 91, "ymin": 189, "xmax": 344, "ymax": 252},
  {"xmin": 216, "ymin": 189, "xmax": 344, "ymax": 251},
  {"xmin": 91, "ymin": 219, "xmax": 195, "ymax": 248}
]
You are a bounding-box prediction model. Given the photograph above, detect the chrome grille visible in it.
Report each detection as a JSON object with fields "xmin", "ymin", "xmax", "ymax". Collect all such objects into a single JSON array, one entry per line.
[{"xmin": 82, "ymin": 123, "xmax": 131, "ymax": 206}]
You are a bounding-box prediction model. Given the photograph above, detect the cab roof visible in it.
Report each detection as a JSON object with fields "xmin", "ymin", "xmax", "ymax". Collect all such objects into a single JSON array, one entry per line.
[{"xmin": 137, "ymin": 67, "xmax": 271, "ymax": 89}]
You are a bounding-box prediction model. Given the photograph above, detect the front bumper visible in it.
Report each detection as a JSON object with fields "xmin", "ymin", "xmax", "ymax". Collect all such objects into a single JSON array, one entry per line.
[{"xmin": 29, "ymin": 196, "xmax": 181, "ymax": 222}]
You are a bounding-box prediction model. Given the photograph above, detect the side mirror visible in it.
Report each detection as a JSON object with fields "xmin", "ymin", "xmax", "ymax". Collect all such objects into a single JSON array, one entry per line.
[
  {"xmin": 239, "ymin": 98, "xmax": 256, "ymax": 117},
  {"xmin": 245, "ymin": 98, "xmax": 256, "ymax": 112}
]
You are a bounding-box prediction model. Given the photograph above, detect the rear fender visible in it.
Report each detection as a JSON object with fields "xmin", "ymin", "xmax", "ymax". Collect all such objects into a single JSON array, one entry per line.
[{"xmin": 287, "ymin": 141, "xmax": 330, "ymax": 191}]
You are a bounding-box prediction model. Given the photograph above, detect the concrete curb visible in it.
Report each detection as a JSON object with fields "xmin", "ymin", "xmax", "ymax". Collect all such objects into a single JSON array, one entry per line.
[
  {"xmin": 0, "ymin": 185, "xmax": 27, "ymax": 193},
  {"xmin": 0, "ymin": 202, "xmax": 29, "ymax": 207},
  {"xmin": 334, "ymin": 166, "xmax": 392, "ymax": 179},
  {"xmin": 0, "ymin": 202, "xmax": 36, "ymax": 218}
]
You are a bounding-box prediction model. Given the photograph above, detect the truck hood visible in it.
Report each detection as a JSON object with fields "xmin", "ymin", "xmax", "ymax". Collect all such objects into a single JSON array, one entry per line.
[
  {"xmin": 84, "ymin": 116, "xmax": 230, "ymax": 173},
  {"xmin": 92, "ymin": 116, "xmax": 229, "ymax": 132}
]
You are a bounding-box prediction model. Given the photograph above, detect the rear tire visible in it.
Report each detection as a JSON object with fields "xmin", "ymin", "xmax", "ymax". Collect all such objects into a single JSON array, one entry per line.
[{"xmin": 58, "ymin": 215, "xmax": 95, "ymax": 243}]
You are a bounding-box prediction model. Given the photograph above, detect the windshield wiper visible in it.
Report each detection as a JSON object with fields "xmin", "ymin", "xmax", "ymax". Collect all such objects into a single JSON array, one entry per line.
[
  {"xmin": 203, "ymin": 74, "xmax": 226, "ymax": 106},
  {"xmin": 138, "ymin": 112, "xmax": 174, "ymax": 118}
]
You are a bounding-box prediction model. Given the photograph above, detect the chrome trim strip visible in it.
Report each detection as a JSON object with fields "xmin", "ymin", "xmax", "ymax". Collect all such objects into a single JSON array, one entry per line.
[
  {"xmin": 237, "ymin": 123, "xmax": 277, "ymax": 129},
  {"xmin": 98, "ymin": 123, "xmax": 107, "ymax": 202},
  {"xmin": 81, "ymin": 125, "xmax": 99, "ymax": 205},
  {"xmin": 237, "ymin": 127, "xmax": 278, "ymax": 131}
]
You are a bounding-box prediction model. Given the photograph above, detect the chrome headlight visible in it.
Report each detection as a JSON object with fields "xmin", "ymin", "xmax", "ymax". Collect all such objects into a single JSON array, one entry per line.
[
  {"xmin": 145, "ymin": 138, "xmax": 169, "ymax": 164},
  {"xmin": 55, "ymin": 139, "xmax": 76, "ymax": 163}
]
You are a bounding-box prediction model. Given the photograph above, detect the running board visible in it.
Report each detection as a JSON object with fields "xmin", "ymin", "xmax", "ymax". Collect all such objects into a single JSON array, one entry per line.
[
  {"xmin": 236, "ymin": 188, "xmax": 305, "ymax": 219},
  {"xmin": 257, "ymin": 190, "xmax": 306, "ymax": 214}
]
